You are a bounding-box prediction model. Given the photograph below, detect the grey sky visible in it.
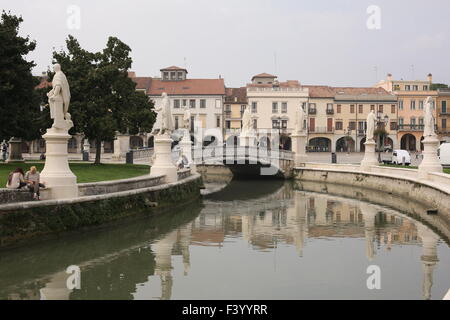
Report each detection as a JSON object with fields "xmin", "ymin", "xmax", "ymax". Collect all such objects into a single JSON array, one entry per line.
[{"xmin": 2, "ymin": 0, "xmax": 449, "ymax": 87}]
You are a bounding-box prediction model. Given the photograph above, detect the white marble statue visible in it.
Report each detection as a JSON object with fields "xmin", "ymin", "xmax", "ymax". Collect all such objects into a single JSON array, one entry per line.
[
  {"xmin": 423, "ymin": 96, "xmax": 436, "ymax": 137},
  {"xmin": 46, "ymin": 64, "xmax": 72, "ymax": 130},
  {"xmin": 295, "ymin": 105, "xmax": 307, "ymax": 134},
  {"xmin": 151, "ymin": 92, "xmax": 174, "ymax": 135},
  {"xmin": 366, "ymin": 110, "xmax": 376, "ymax": 141},
  {"xmin": 182, "ymin": 104, "xmax": 191, "ymax": 130},
  {"xmin": 240, "ymin": 106, "xmax": 252, "ymax": 136}
]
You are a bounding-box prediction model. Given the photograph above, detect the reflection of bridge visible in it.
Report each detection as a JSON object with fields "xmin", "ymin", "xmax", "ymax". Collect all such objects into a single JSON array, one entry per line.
[{"xmin": 193, "ymin": 146, "xmax": 295, "ymax": 178}]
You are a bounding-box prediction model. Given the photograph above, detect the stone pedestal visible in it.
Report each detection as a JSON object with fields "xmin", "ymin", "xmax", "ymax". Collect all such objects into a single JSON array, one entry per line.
[
  {"xmin": 180, "ymin": 129, "xmax": 196, "ymax": 174},
  {"xmin": 82, "ymin": 139, "xmax": 90, "ymax": 161},
  {"xmin": 40, "ymin": 128, "xmax": 78, "ymax": 200},
  {"xmin": 112, "ymin": 134, "xmax": 130, "ymax": 161},
  {"xmin": 150, "ymin": 134, "xmax": 178, "ymax": 183},
  {"xmin": 418, "ymin": 136, "xmax": 443, "ymax": 179},
  {"xmin": 5, "ymin": 137, "xmax": 24, "ymax": 163},
  {"xmin": 360, "ymin": 140, "xmax": 378, "ymax": 170},
  {"xmin": 291, "ymin": 133, "xmax": 307, "ymax": 166},
  {"xmin": 239, "ymin": 132, "xmax": 256, "ymax": 147}
]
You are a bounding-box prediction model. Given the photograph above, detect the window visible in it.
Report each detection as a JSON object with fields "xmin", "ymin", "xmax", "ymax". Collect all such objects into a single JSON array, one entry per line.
[
  {"xmin": 393, "ymin": 84, "xmax": 400, "ymax": 91},
  {"xmin": 405, "ymin": 85, "xmax": 411, "ymax": 91},
  {"xmin": 253, "ymin": 119, "xmax": 257, "ymax": 130},
  {"xmin": 399, "ymin": 100, "xmax": 403, "ymax": 110},
  {"xmin": 349, "ymin": 121, "xmax": 356, "ymax": 130},
  {"xmin": 170, "ymin": 72, "xmax": 176, "ymax": 80},
  {"xmin": 272, "ymin": 119, "xmax": 280, "ymax": 129},
  {"xmin": 335, "ymin": 121, "xmax": 343, "ymax": 130},
  {"xmin": 190, "ymin": 99, "xmax": 196, "ymax": 108},
  {"xmin": 327, "ymin": 104, "xmax": 334, "ymax": 113},
  {"xmin": 423, "ymin": 85, "xmax": 428, "ymax": 91},
  {"xmin": 272, "ymin": 102, "xmax": 278, "ymax": 113},
  {"xmin": 252, "ymin": 102, "xmax": 257, "ymax": 113},
  {"xmin": 337, "ymin": 105, "xmax": 341, "ymax": 113},
  {"xmin": 177, "ymin": 72, "xmax": 183, "ymax": 80},
  {"xmin": 174, "ymin": 116, "xmax": 179, "ymax": 129},
  {"xmin": 282, "ymin": 102, "xmax": 288, "ymax": 113},
  {"xmin": 350, "ymin": 105, "xmax": 355, "ymax": 113},
  {"xmin": 225, "ymin": 120, "xmax": 231, "ymax": 129},
  {"xmin": 174, "ymin": 99, "xmax": 180, "ymax": 108},
  {"xmin": 411, "ymin": 100, "xmax": 416, "ymax": 110},
  {"xmin": 190, "ymin": 116, "xmax": 195, "ymax": 130},
  {"xmin": 200, "ymin": 99, "xmax": 206, "ymax": 108},
  {"xmin": 225, "ymin": 104, "xmax": 231, "ymax": 112},
  {"xmin": 419, "ymin": 101, "xmax": 424, "ymax": 110},
  {"xmin": 443, "ymin": 119, "xmax": 447, "ymax": 129},
  {"xmin": 216, "ymin": 116, "xmax": 221, "ymax": 128},
  {"xmin": 418, "ymin": 118, "xmax": 424, "ymax": 126},
  {"xmin": 163, "ymin": 72, "xmax": 169, "ymax": 80},
  {"xmin": 391, "ymin": 105, "xmax": 396, "ymax": 114},
  {"xmin": 413, "ymin": 85, "xmax": 418, "ymax": 91},
  {"xmin": 390, "ymin": 121, "xmax": 397, "ymax": 130},
  {"xmin": 182, "ymin": 99, "xmax": 187, "ymax": 107},
  {"xmin": 442, "ymin": 101, "xmax": 447, "ymax": 113},
  {"xmin": 281, "ymin": 120, "xmax": 288, "ymax": 129},
  {"xmin": 370, "ymin": 105, "xmax": 375, "ymax": 112},
  {"xmin": 240, "ymin": 105, "xmax": 246, "ymax": 113},
  {"xmin": 358, "ymin": 105, "xmax": 363, "ymax": 114},
  {"xmin": 411, "ymin": 117, "xmax": 416, "ymax": 125},
  {"xmin": 398, "ymin": 117, "xmax": 404, "ymax": 125},
  {"xmin": 378, "ymin": 105, "xmax": 383, "ymax": 113}
]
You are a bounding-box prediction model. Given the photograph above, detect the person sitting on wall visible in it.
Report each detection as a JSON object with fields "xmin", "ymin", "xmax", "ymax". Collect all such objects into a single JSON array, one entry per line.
[
  {"xmin": 25, "ymin": 166, "xmax": 46, "ymax": 200},
  {"xmin": 6, "ymin": 168, "xmax": 27, "ymax": 190}
]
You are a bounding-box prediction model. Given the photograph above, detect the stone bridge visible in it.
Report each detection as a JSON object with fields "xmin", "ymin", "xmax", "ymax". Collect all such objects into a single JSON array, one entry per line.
[{"xmin": 193, "ymin": 146, "xmax": 295, "ymax": 179}]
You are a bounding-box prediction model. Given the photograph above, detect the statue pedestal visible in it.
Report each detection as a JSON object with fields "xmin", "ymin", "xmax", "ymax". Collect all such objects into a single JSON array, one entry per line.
[
  {"xmin": 112, "ymin": 134, "xmax": 130, "ymax": 161},
  {"xmin": 418, "ymin": 136, "xmax": 442, "ymax": 179},
  {"xmin": 150, "ymin": 134, "xmax": 178, "ymax": 183},
  {"xmin": 291, "ymin": 133, "xmax": 307, "ymax": 166},
  {"xmin": 239, "ymin": 132, "xmax": 256, "ymax": 147},
  {"xmin": 5, "ymin": 137, "xmax": 24, "ymax": 163},
  {"xmin": 361, "ymin": 140, "xmax": 378, "ymax": 170},
  {"xmin": 40, "ymin": 128, "xmax": 78, "ymax": 200},
  {"xmin": 180, "ymin": 130, "xmax": 196, "ymax": 174}
]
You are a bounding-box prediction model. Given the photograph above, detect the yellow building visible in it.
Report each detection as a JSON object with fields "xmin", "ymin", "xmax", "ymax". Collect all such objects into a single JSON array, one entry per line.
[
  {"xmin": 224, "ymin": 87, "xmax": 247, "ymax": 141},
  {"xmin": 375, "ymin": 73, "xmax": 437, "ymax": 151},
  {"xmin": 436, "ymin": 89, "xmax": 450, "ymax": 143}
]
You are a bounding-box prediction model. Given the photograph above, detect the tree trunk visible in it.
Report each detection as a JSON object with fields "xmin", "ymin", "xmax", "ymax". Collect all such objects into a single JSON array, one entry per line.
[{"xmin": 95, "ymin": 139, "xmax": 102, "ymax": 164}]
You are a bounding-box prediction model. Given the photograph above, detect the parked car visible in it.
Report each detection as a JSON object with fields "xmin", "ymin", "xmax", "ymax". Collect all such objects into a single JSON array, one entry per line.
[
  {"xmin": 391, "ymin": 150, "xmax": 411, "ymax": 165},
  {"xmin": 438, "ymin": 143, "xmax": 450, "ymax": 166}
]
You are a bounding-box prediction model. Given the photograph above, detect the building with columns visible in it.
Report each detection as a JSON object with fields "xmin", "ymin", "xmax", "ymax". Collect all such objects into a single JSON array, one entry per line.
[
  {"xmin": 436, "ymin": 89, "xmax": 450, "ymax": 143},
  {"xmin": 375, "ymin": 73, "xmax": 437, "ymax": 151}
]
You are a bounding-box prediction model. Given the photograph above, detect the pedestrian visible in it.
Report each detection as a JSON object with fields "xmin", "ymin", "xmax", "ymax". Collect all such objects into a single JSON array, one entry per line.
[
  {"xmin": 6, "ymin": 167, "xmax": 27, "ymax": 190},
  {"xmin": 25, "ymin": 166, "xmax": 46, "ymax": 200}
]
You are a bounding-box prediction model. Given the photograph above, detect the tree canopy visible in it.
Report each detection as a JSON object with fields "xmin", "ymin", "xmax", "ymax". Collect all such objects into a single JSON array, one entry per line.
[
  {"xmin": 51, "ymin": 35, "xmax": 155, "ymax": 163},
  {"xmin": 0, "ymin": 11, "xmax": 43, "ymax": 143}
]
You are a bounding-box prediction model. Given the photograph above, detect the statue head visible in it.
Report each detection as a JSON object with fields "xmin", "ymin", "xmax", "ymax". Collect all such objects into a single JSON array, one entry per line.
[
  {"xmin": 162, "ymin": 92, "xmax": 168, "ymax": 98},
  {"xmin": 53, "ymin": 63, "xmax": 61, "ymax": 73},
  {"xmin": 425, "ymin": 96, "xmax": 433, "ymax": 105}
]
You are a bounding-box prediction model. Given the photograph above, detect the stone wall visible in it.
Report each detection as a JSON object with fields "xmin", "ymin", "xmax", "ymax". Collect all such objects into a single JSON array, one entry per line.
[
  {"xmin": 77, "ymin": 174, "xmax": 165, "ymax": 196},
  {"xmin": 0, "ymin": 174, "xmax": 203, "ymax": 249},
  {"xmin": 0, "ymin": 189, "xmax": 33, "ymax": 205}
]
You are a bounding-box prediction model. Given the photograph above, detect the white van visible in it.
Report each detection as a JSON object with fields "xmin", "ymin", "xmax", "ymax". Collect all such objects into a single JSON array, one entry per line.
[
  {"xmin": 391, "ymin": 150, "xmax": 411, "ymax": 165},
  {"xmin": 438, "ymin": 143, "xmax": 450, "ymax": 166}
]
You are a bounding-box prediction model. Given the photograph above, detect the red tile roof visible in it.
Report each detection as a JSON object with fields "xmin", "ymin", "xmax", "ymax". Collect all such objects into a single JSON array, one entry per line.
[
  {"xmin": 132, "ymin": 77, "xmax": 152, "ymax": 92},
  {"xmin": 148, "ymin": 78, "xmax": 225, "ymax": 96},
  {"xmin": 251, "ymin": 73, "xmax": 277, "ymax": 80},
  {"xmin": 247, "ymin": 80, "xmax": 301, "ymax": 89},
  {"xmin": 225, "ymin": 87, "xmax": 248, "ymax": 103},
  {"xmin": 160, "ymin": 66, "xmax": 188, "ymax": 73},
  {"xmin": 36, "ymin": 77, "xmax": 51, "ymax": 89},
  {"xmin": 304, "ymin": 85, "xmax": 390, "ymax": 98}
]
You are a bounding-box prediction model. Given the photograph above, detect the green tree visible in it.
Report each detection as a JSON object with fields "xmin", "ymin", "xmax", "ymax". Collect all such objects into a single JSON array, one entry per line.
[
  {"xmin": 51, "ymin": 35, "xmax": 155, "ymax": 164},
  {"xmin": 0, "ymin": 11, "xmax": 42, "ymax": 144},
  {"xmin": 430, "ymin": 83, "xmax": 449, "ymax": 90}
]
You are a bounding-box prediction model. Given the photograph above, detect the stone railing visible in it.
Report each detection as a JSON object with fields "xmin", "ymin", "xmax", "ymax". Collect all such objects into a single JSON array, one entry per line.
[
  {"xmin": 130, "ymin": 147, "xmax": 154, "ymax": 160},
  {"xmin": 177, "ymin": 169, "xmax": 192, "ymax": 180},
  {"xmin": 0, "ymin": 188, "xmax": 33, "ymax": 205}
]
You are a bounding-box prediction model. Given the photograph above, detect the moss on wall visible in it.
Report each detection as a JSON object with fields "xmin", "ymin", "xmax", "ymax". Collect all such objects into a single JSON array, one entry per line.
[{"xmin": 0, "ymin": 177, "xmax": 203, "ymax": 249}]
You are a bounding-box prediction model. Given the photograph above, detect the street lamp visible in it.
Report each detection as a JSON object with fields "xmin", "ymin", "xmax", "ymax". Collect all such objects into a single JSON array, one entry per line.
[{"xmin": 376, "ymin": 113, "xmax": 389, "ymax": 163}]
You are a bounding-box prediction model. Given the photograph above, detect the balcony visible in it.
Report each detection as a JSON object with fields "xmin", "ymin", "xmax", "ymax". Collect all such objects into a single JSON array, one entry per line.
[
  {"xmin": 309, "ymin": 127, "xmax": 334, "ymax": 133},
  {"xmin": 308, "ymin": 108, "xmax": 317, "ymax": 115},
  {"xmin": 326, "ymin": 109, "xmax": 334, "ymax": 115},
  {"xmin": 398, "ymin": 124, "xmax": 424, "ymax": 131}
]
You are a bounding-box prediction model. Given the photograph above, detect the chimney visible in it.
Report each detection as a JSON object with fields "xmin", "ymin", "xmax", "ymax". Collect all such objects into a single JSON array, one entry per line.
[
  {"xmin": 427, "ymin": 73, "xmax": 433, "ymax": 83},
  {"xmin": 387, "ymin": 73, "xmax": 393, "ymax": 81}
]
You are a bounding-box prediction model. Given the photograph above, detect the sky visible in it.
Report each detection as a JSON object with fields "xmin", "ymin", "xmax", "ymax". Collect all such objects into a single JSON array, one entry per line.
[{"xmin": 2, "ymin": 0, "xmax": 449, "ymax": 88}]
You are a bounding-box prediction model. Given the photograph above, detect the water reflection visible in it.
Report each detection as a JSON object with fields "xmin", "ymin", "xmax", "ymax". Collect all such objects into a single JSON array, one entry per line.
[{"xmin": 1, "ymin": 181, "xmax": 449, "ymax": 300}]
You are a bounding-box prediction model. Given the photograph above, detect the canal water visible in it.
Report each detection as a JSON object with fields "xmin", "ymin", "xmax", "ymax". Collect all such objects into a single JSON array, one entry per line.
[{"xmin": 0, "ymin": 180, "xmax": 449, "ymax": 300}]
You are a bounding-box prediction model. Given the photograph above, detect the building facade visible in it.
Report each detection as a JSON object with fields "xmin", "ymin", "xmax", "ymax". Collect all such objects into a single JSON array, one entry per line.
[
  {"xmin": 436, "ymin": 89, "xmax": 450, "ymax": 143},
  {"xmin": 375, "ymin": 73, "xmax": 437, "ymax": 151},
  {"xmin": 224, "ymin": 87, "xmax": 247, "ymax": 139}
]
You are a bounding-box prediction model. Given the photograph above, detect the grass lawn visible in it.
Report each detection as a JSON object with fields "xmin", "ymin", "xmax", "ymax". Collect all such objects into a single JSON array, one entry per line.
[
  {"xmin": 382, "ymin": 163, "xmax": 450, "ymax": 174},
  {"xmin": 0, "ymin": 162, "xmax": 150, "ymax": 184}
]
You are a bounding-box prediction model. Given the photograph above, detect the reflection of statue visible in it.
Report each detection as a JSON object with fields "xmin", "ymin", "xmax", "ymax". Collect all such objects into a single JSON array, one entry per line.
[
  {"xmin": 424, "ymin": 97, "xmax": 436, "ymax": 137},
  {"xmin": 46, "ymin": 64, "xmax": 72, "ymax": 129},
  {"xmin": 295, "ymin": 105, "xmax": 306, "ymax": 134},
  {"xmin": 182, "ymin": 104, "xmax": 191, "ymax": 130},
  {"xmin": 151, "ymin": 92, "xmax": 174, "ymax": 135},
  {"xmin": 366, "ymin": 110, "xmax": 376, "ymax": 141},
  {"xmin": 241, "ymin": 106, "xmax": 252, "ymax": 136}
]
